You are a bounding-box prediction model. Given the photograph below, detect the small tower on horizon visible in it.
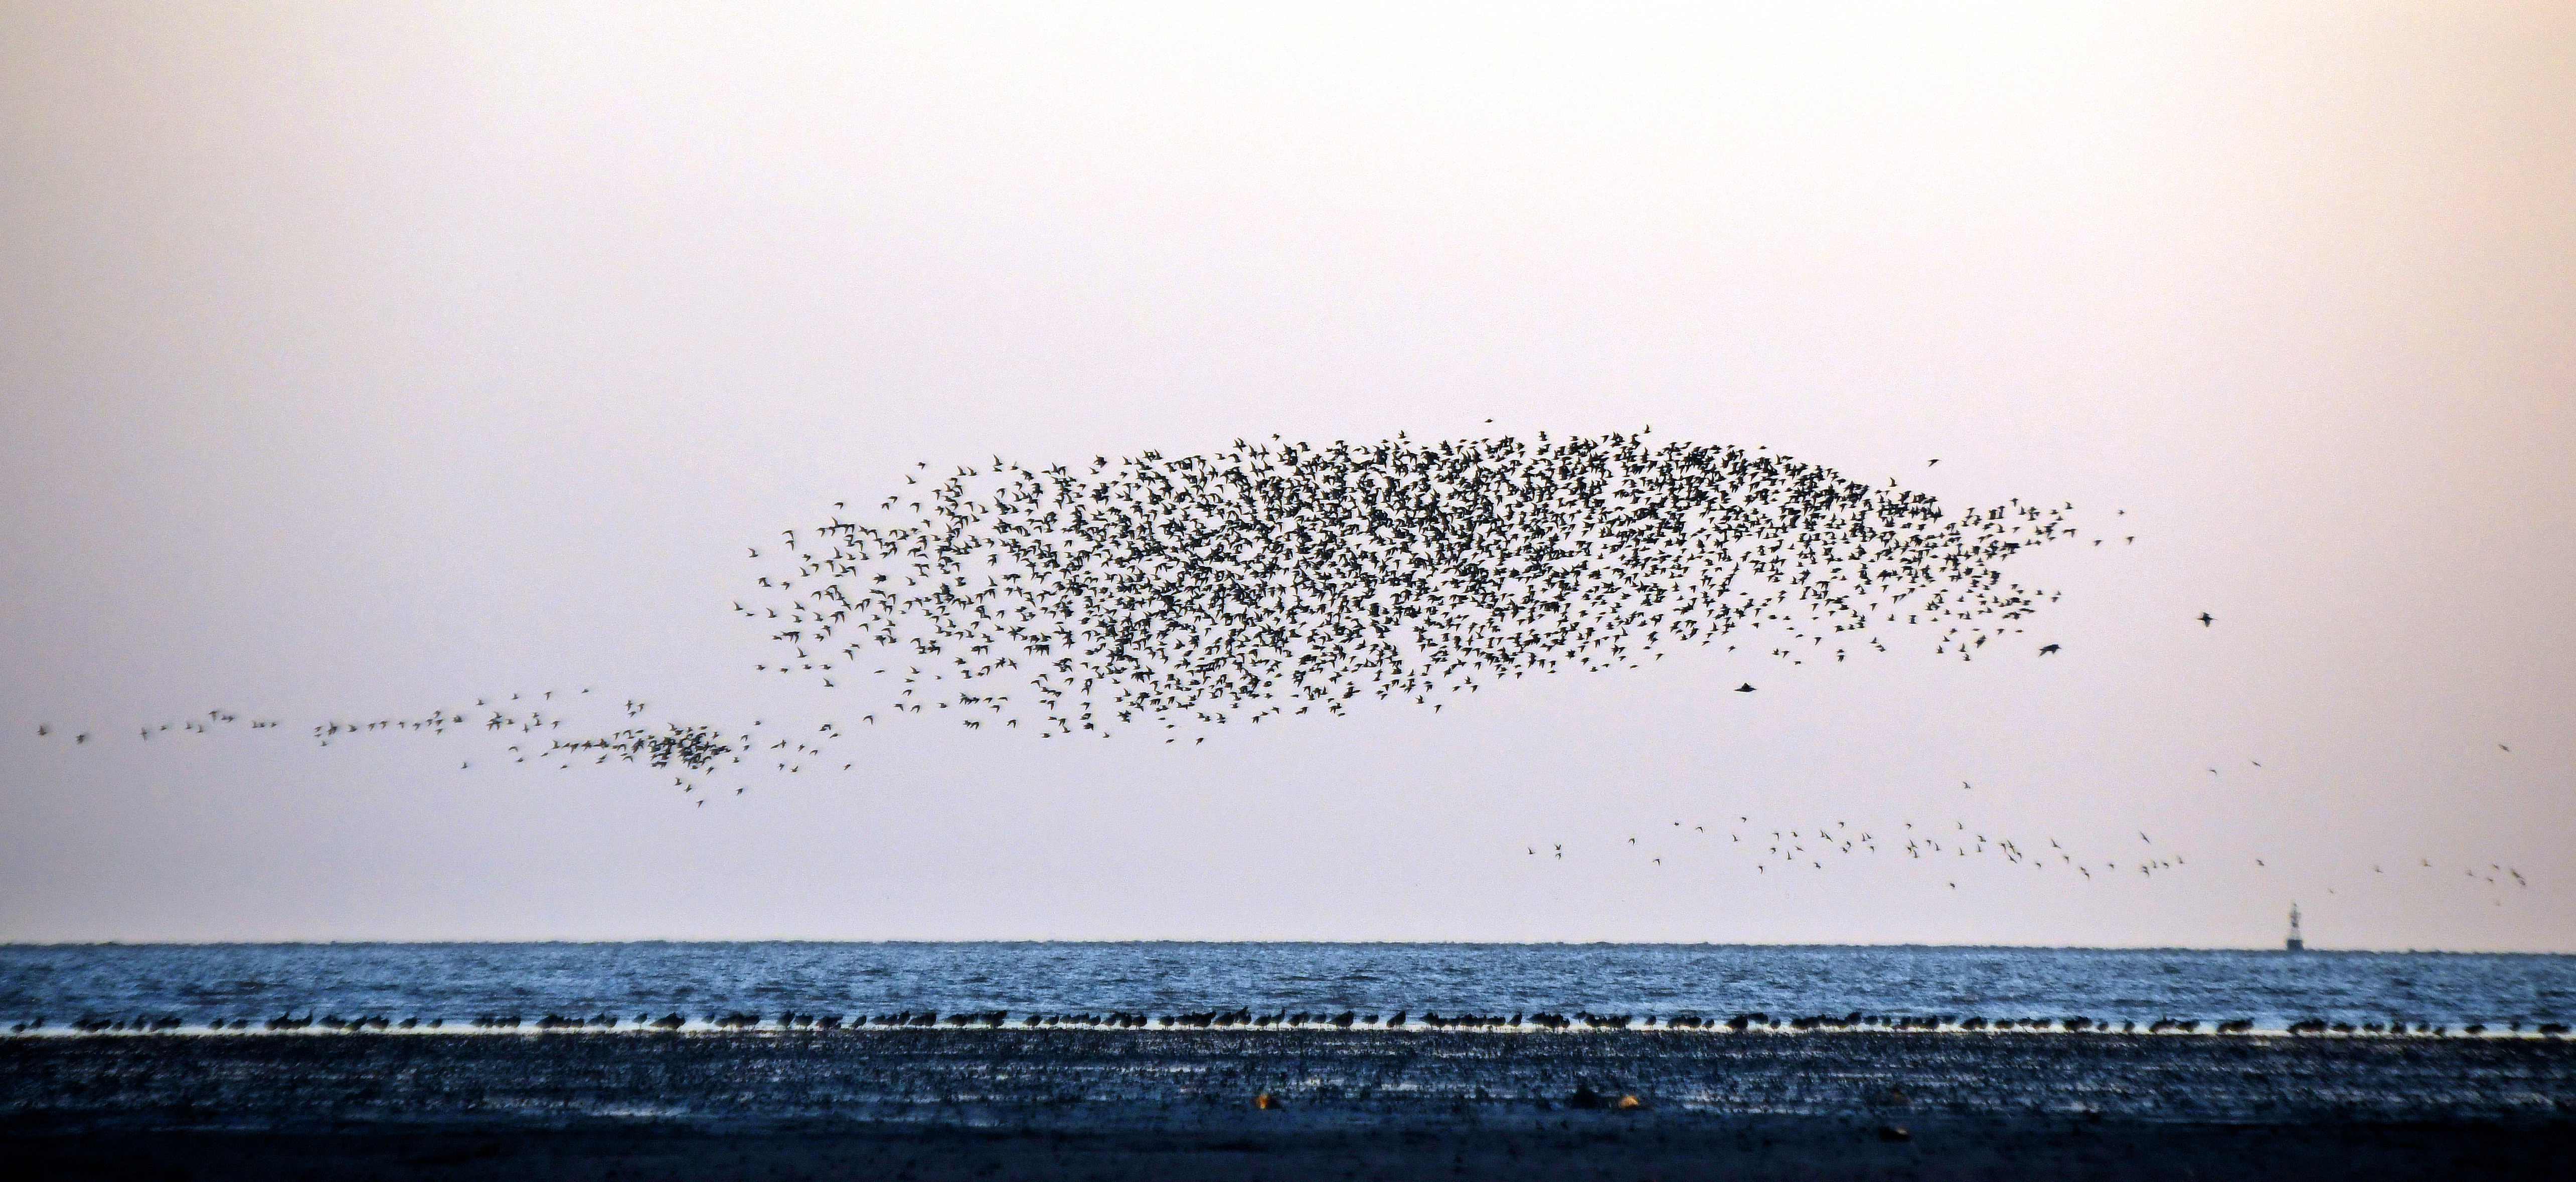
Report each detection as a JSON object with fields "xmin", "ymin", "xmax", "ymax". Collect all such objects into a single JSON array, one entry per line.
[{"xmin": 2286, "ymin": 902, "xmax": 2305, "ymax": 952}]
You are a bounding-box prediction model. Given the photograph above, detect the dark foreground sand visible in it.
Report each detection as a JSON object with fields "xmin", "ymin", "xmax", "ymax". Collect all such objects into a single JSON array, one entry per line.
[{"xmin": 8, "ymin": 1030, "xmax": 2573, "ymax": 1179}]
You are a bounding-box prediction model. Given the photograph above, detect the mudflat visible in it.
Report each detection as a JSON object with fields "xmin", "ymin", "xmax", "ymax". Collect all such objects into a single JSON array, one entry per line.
[{"xmin": 7, "ymin": 1030, "xmax": 2573, "ymax": 1179}]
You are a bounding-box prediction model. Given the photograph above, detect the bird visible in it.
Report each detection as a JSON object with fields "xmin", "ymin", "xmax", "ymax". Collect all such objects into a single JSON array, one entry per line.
[
  {"xmin": 104, "ymin": 429, "xmax": 2098, "ymax": 819},
  {"xmin": 2197, "ymin": 612, "xmax": 2214, "ymax": 626},
  {"xmin": 2038, "ymin": 643, "xmax": 2060, "ymax": 655}
]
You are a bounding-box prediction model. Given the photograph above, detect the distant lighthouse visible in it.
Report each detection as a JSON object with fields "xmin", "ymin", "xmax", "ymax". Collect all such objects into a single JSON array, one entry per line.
[{"xmin": 2285, "ymin": 902, "xmax": 2305, "ymax": 952}]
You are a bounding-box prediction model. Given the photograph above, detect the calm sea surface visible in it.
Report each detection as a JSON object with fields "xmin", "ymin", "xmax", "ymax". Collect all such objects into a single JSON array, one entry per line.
[{"xmin": 4, "ymin": 943, "xmax": 2569, "ymax": 1031}]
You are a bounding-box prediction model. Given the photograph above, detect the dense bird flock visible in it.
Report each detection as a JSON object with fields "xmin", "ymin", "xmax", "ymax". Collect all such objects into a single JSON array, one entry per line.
[
  {"xmin": 23, "ymin": 431, "xmax": 2536, "ymax": 903},
  {"xmin": 746, "ymin": 431, "xmax": 2075, "ymax": 740}
]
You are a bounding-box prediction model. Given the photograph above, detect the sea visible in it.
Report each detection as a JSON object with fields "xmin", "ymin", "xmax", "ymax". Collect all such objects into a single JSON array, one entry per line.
[{"xmin": 3, "ymin": 943, "xmax": 2569, "ymax": 1033}]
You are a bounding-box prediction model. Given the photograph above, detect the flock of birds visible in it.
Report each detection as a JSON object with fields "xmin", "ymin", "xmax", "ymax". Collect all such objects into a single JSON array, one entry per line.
[
  {"xmin": 1531, "ymin": 814, "xmax": 2188, "ymax": 891},
  {"xmin": 1531, "ymin": 796, "xmax": 2529, "ymax": 905},
  {"xmin": 29, "ymin": 701, "xmax": 2529, "ymax": 899},
  {"xmin": 23, "ymin": 430, "xmax": 2537, "ymax": 905},
  {"xmin": 745, "ymin": 430, "xmax": 2073, "ymax": 740},
  {"xmin": 34, "ymin": 695, "xmax": 744, "ymax": 792},
  {"xmin": 15, "ymin": 1007, "xmax": 2568, "ymax": 1038}
]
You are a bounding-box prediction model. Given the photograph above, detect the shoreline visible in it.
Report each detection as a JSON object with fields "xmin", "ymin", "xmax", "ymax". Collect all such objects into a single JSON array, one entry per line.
[
  {"xmin": 14, "ymin": 1117, "xmax": 2576, "ymax": 1182},
  {"xmin": 10, "ymin": 1023, "xmax": 2567, "ymax": 1038},
  {"xmin": 11, "ymin": 1026, "xmax": 2571, "ymax": 1123},
  {"xmin": 11, "ymin": 1027, "xmax": 2573, "ymax": 1178}
]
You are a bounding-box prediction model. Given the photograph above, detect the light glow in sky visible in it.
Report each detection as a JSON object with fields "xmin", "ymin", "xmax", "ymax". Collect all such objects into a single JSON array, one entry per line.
[{"xmin": 3, "ymin": 3, "xmax": 2570, "ymax": 947}]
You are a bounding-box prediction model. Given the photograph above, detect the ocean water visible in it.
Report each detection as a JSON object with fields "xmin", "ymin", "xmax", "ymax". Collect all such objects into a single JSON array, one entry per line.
[{"xmin": 3, "ymin": 943, "xmax": 2569, "ymax": 1032}]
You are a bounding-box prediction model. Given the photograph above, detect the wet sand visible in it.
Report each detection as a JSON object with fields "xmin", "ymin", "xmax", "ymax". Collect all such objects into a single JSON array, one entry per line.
[{"xmin": 8, "ymin": 1030, "xmax": 2573, "ymax": 1179}]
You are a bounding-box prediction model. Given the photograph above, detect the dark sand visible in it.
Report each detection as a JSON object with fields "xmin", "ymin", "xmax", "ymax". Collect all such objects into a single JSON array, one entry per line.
[{"xmin": 8, "ymin": 1030, "xmax": 2573, "ymax": 1179}]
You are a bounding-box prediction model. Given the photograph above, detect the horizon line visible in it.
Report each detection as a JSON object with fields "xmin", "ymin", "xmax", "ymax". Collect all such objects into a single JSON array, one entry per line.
[{"xmin": 4, "ymin": 938, "xmax": 2569, "ymax": 955}]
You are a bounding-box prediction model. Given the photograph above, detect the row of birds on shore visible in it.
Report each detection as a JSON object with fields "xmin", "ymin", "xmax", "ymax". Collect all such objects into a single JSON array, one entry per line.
[{"xmin": 19, "ymin": 1008, "xmax": 2565, "ymax": 1038}]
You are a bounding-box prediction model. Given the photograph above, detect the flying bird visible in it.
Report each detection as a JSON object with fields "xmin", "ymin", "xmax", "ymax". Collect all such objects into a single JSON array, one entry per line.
[{"xmin": 745, "ymin": 432, "xmax": 2078, "ymax": 744}]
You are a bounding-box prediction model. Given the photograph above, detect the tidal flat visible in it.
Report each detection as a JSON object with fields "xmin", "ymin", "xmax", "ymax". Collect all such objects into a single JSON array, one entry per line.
[{"xmin": 7, "ymin": 1029, "xmax": 2573, "ymax": 1179}]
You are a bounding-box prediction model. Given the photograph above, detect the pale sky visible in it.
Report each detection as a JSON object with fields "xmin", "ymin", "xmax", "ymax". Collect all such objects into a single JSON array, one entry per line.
[{"xmin": 4, "ymin": 2, "xmax": 2571, "ymax": 948}]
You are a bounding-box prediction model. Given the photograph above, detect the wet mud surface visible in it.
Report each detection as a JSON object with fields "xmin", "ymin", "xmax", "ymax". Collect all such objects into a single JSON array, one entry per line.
[{"xmin": 8, "ymin": 1030, "xmax": 2574, "ymax": 1178}]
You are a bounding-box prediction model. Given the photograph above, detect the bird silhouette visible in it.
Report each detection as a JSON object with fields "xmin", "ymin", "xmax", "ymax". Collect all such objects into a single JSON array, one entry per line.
[{"xmin": 744, "ymin": 431, "xmax": 2077, "ymax": 744}]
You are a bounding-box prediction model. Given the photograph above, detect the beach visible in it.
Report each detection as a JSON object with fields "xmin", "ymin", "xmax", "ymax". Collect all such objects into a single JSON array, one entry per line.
[{"xmin": 9, "ymin": 1029, "xmax": 2572, "ymax": 1178}]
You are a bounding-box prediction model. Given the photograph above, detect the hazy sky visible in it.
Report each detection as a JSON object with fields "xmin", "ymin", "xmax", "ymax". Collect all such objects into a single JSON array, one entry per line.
[{"xmin": 4, "ymin": 2, "xmax": 2570, "ymax": 948}]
